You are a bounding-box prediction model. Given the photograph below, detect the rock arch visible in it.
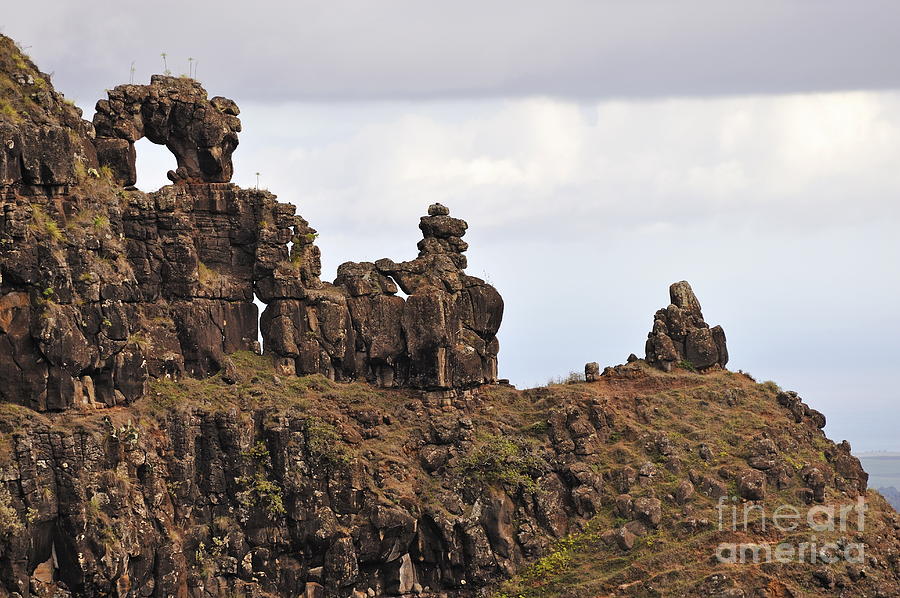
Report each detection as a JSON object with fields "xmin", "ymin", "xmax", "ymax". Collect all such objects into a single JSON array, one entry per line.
[{"xmin": 92, "ymin": 75, "xmax": 241, "ymax": 186}]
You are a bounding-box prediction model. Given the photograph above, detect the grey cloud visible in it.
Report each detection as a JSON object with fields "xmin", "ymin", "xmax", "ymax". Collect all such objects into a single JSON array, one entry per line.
[{"xmin": 4, "ymin": 0, "xmax": 900, "ymax": 107}]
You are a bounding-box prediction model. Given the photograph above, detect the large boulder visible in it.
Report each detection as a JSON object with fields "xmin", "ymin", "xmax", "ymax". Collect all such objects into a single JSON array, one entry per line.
[{"xmin": 644, "ymin": 281, "xmax": 729, "ymax": 371}]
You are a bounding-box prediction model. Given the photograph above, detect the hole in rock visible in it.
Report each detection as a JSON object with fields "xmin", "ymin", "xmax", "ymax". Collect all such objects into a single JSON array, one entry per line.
[{"xmin": 134, "ymin": 137, "xmax": 177, "ymax": 192}]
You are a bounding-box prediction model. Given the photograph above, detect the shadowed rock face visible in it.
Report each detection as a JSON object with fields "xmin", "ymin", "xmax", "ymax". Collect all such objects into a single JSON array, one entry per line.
[
  {"xmin": 0, "ymin": 179, "xmax": 303, "ymax": 410},
  {"xmin": 644, "ymin": 281, "xmax": 728, "ymax": 371},
  {"xmin": 93, "ymin": 75, "xmax": 241, "ymax": 185}
]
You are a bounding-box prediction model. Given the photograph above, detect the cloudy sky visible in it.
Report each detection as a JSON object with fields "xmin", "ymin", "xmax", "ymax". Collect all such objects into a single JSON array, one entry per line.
[{"xmin": 5, "ymin": 1, "xmax": 900, "ymax": 451}]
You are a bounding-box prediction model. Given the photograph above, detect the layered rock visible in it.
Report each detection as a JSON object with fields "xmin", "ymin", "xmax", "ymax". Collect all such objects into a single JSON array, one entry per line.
[
  {"xmin": 0, "ymin": 177, "xmax": 310, "ymax": 409},
  {"xmin": 93, "ymin": 75, "xmax": 241, "ymax": 185},
  {"xmin": 0, "ymin": 36, "xmax": 97, "ymax": 188},
  {"xmin": 644, "ymin": 281, "xmax": 728, "ymax": 371}
]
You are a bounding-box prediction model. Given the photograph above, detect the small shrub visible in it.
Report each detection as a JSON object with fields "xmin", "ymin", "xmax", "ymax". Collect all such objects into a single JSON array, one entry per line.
[
  {"xmin": 676, "ymin": 359, "xmax": 697, "ymax": 373},
  {"xmin": 0, "ymin": 99, "xmax": 18, "ymax": 121},
  {"xmin": 236, "ymin": 441, "xmax": 286, "ymax": 519},
  {"xmin": 198, "ymin": 262, "xmax": 223, "ymax": 285},
  {"xmin": 304, "ymin": 418, "xmax": 350, "ymax": 465},
  {"xmin": 30, "ymin": 206, "xmax": 64, "ymax": 242},
  {"xmin": 0, "ymin": 487, "xmax": 22, "ymax": 537},
  {"xmin": 456, "ymin": 434, "xmax": 545, "ymax": 493},
  {"xmin": 760, "ymin": 380, "xmax": 781, "ymax": 395},
  {"xmin": 236, "ymin": 475, "xmax": 285, "ymax": 518},
  {"xmin": 126, "ymin": 333, "xmax": 150, "ymax": 352},
  {"xmin": 522, "ymin": 420, "xmax": 549, "ymax": 436},
  {"xmin": 547, "ymin": 371, "xmax": 585, "ymax": 385}
]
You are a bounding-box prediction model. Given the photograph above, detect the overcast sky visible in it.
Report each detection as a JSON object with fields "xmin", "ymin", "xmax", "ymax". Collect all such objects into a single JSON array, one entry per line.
[{"xmin": 4, "ymin": 2, "xmax": 900, "ymax": 451}]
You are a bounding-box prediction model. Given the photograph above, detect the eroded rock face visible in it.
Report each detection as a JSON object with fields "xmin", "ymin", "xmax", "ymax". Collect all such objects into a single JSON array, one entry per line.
[
  {"xmin": 644, "ymin": 281, "xmax": 728, "ymax": 371},
  {"xmin": 93, "ymin": 75, "xmax": 241, "ymax": 185},
  {"xmin": 2, "ymin": 59, "xmax": 503, "ymax": 409},
  {"xmin": 367, "ymin": 203, "xmax": 503, "ymax": 390},
  {"xmin": 262, "ymin": 202, "xmax": 504, "ymax": 391},
  {"xmin": 0, "ymin": 36, "xmax": 98, "ymax": 188},
  {"xmin": 0, "ymin": 179, "xmax": 312, "ymax": 409}
]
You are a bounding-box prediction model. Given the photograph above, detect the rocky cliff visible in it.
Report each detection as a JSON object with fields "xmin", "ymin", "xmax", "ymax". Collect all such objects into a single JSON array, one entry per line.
[
  {"xmin": 0, "ymin": 34, "xmax": 502, "ymax": 415},
  {"xmin": 1, "ymin": 34, "xmax": 898, "ymax": 598}
]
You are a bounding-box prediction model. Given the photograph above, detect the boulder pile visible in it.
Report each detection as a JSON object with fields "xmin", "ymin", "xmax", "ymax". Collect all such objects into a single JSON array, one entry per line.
[{"xmin": 645, "ymin": 281, "xmax": 728, "ymax": 371}]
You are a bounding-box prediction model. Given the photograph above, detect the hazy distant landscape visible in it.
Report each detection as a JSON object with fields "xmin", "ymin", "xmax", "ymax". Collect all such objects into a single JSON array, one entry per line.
[{"xmin": 860, "ymin": 454, "xmax": 900, "ymax": 509}]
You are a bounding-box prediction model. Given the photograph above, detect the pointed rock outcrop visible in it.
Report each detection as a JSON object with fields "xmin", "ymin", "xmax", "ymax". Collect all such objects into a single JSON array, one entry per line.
[{"xmin": 644, "ymin": 281, "xmax": 728, "ymax": 371}]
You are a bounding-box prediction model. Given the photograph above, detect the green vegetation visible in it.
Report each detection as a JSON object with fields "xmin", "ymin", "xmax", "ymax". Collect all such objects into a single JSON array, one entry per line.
[
  {"xmin": 92, "ymin": 214, "xmax": 110, "ymax": 230},
  {"xmin": 676, "ymin": 359, "xmax": 697, "ymax": 373},
  {"xmin": 456, "ymin": 434, "xmax": 545, "ymax": 493},
  {"xmin": 30, "ymin": 205, "xmax": 65, "ymax": 243},
  {"xmin": 126, "ymin": 333, "xmax": 150, "ymax": 352},
  {"xmin": 198, "ymin": 262, "xmax": 226, "ymax": 285},
  {"xmin": 304, "ymin": 417, "xmax": 351, "ymax": 465},
  {"xmin": 0, "ymin": 98, "xmax": 18, "ymax": 121},
  {"xmin": 547, "ymin": 370, "xmax": 585, "ymax": 385},
  {"xmin": 0, "ymin": 487, "xmax": 23, "ymax": 538},
  {"xmin": 236, "ymin": 442, "xmax": 285, "ymax": 519}
]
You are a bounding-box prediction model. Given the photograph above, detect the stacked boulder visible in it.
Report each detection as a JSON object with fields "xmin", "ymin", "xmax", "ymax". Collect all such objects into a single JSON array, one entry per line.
[
  {"xmin": 368, "ymin": 203, "xmax": 503, "ymax": 389},
  {"xmin": 645, "ymin": 281, "xmax": 728, "ymax": 371},
  {"xmin": 258, "ymin": 202, "xmax": 504, "ymax": 391}
]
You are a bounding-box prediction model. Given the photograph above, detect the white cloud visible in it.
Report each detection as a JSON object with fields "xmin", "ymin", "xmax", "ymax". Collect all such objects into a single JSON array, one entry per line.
[{"xmin": 232, "ymin": 91, "xmax": 900, "ymax": 241}]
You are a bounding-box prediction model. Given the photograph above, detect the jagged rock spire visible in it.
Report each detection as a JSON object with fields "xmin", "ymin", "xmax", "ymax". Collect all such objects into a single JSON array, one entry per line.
[{"xmin": 645, "ymin": 281, "xmax": 728, "ymax": 371}]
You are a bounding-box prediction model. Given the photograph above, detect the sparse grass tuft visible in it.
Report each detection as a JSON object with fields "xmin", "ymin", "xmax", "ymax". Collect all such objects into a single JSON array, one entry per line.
[{"xmin": 30, "ymin": 205, "xmax": 65, "ymax": 243}]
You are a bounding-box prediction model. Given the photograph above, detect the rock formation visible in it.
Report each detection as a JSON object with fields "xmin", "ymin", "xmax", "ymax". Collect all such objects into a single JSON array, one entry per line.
[
  {"xmin": 1, "ymin": 38, "xmax": 502, "ymax": 412},
  {"xmin": 337, "ymin": 203, "xmax": 502, "ymax": 390},
  {"xmin": 258, "ymin": 202, "xmax": 503, "ymax": 391},
  {"xmin": 1, "ymin": 34, "xmax": 899, "ymax": 598},
  {"xmin": 93, "ymin": 75, "xmax": 241, "ymax": 185},
  {"xmin": 644, "ymin": 281, "xmax": 728, "ymax": 371}
]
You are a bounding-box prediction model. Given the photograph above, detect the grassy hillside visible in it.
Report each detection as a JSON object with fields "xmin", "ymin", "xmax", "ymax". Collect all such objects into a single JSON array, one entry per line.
[{"xmin": 1, "ymin": 352, "xmax": 891, "ymax": 596}]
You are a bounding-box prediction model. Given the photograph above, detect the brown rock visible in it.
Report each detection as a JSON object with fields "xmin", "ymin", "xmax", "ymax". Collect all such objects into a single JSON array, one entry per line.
[
  {"xmin": 644, "ymin": 281, "xmax": 728, "ymax": 371},
  {"xmin": 633, "ymin": 497, "xmax": 662, "ymax": 528},
  {"xmin": 737, "ymin": 469, "xmax": 766, "ymax": 500},
  {"xmin": 676, "ymin": 480, "xmax": 695, "ymax": 504},
  {"xmin": 93, "ymin": 76, "xmax": 241, "ymax": 184}
]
